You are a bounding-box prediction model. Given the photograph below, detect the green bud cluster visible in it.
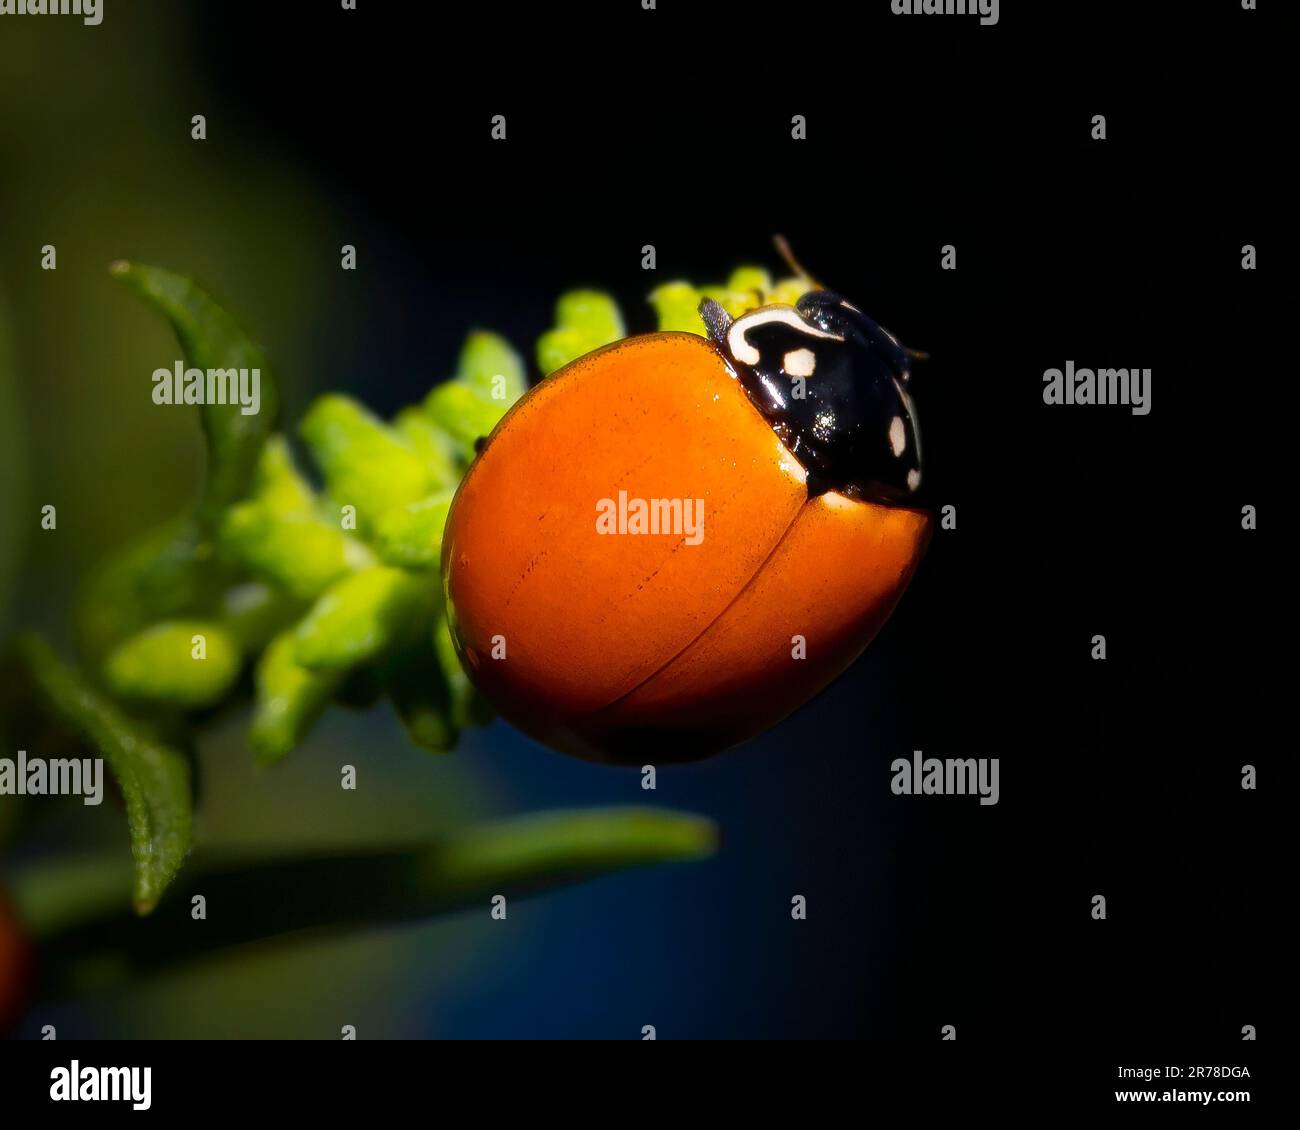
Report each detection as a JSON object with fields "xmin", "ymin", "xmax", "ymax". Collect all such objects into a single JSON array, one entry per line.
[{"xmin": 16, "ymin": 260, "xmax": 781, "ymax": 912}]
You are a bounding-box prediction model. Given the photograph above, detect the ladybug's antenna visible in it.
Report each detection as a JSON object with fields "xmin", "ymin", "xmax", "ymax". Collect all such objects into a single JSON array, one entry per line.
[{"xmin": 773, "ymin": 234, "xmax": 823, "ymax": 289}]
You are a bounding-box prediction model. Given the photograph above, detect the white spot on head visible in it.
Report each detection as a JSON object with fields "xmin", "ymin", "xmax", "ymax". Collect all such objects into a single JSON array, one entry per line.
[
  {"xmin": 889, "ymin": 416, "xmax": 906, "ymax": 457},
  {"xmin": 783, "ymin": 348, "xmax": 815, "ymax": 377},
  {"xmin": 907, "ymin": 468, "xmax": 921, "ymax": 491}
]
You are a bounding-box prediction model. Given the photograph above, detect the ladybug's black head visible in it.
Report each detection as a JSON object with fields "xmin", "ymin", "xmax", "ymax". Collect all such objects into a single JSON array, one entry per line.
[{"xmin": 701, "ymin": 291, "xmax": 923, "ymax": 504}]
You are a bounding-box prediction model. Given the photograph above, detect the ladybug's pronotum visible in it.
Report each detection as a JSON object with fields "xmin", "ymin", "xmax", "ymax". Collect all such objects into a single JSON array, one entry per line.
[{"xmin": 443, "ymin": 287, "xmax": 930, "ymax": 762}]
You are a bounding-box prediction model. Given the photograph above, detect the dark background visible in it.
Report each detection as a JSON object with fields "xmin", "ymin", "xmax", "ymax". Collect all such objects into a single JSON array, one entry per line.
[{"xmin": 1, "ymin": 0, "xmax": 1279, "ymax": 1042}]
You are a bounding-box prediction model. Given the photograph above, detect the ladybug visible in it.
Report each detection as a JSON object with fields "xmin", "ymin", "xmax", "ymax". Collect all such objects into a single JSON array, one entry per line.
[{"xmin": 442, "ymin": 278, "xmax": 930, "ymax": 763}]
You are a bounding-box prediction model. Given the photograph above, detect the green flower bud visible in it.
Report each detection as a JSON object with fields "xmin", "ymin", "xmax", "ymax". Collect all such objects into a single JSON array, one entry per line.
[
  {"xmin": 299, "ymin": 395, "xmax": 432, "ymax": 531},
  {"xmin": 249, "ymin": 631, "xmax": 344, "ymax": 764},
  {"xmin": 220, "ymin": 501, "xmax": 373, "ymax": 600},
  {"xmin": 373, "ymin": 492, "xmax": 454, "ymax": 570},
  {"xmin": 102, "ymin": 619, "xmax": 241, "ymax": 708},
  {"xmin": 648, "ymin": 281, "xmax": 706, "ymax": 335},
  {"xmin": 393, "ymin": 407, "xmax": 460, "ymax": 489},
  {"xmin": 455, "ymin": 330, "xmax": 527, "ymax": 409},
  {"xmin": 769, "ymin": 276, "xmax": 811, "ymax": 306},
  {"xmin": 249, "ymin": 435, "xmax": 316, "ymax": 515},
  {"xmin": 294, "ymin": 567, "xmax": 429, "ymax": 672},
  {"xmin": 536, "ymin": 289, "xmax": 624, "ymax": 376},
  {"xmin": 725, "ymin": 265, "xmax": 773, "ymax": 298},
  {"xmin": 423, "ymin": 381, "xmax": 508, "ymax": 463},
  {"xmin": 219, "ymin": 581, "xmax": 304, "ymax": 655},
  {"xmin": 699, "ymin": 285, "xmax": 758, "ymax": 319}
]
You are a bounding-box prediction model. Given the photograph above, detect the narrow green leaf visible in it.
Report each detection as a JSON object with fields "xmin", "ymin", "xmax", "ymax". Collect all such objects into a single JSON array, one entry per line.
[
  {"xmin": 19, "ymin": 808, "xmax": 718, "ymax": 987},
  {"xmin": 102, "ymin": 619, "xmax": 242, "ymax": 709},
  {"xmin": 18, "ymin": 636, "xmax": 192, "ymax": 914},
  {"xmin": 109, "ymin": 261, "xmax": 279, "ymax": 533},
  {"xmin": 294, "ymin": 566, "xmax": 431, "ymax": 671}
]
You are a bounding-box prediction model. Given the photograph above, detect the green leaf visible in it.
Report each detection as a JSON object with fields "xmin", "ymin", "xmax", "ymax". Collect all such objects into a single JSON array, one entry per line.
[
  {"xmin": 17, "ymin": 807, "xmax": 718, "ymax": 988},
  {"xmin": 101, "ymin": 619, "xmax": 242, "ymax": 709},
  {"xmin": 299, "ymin": 394, "xmax": 432, "ymax": 532},
  {"xmin": 294, "ymin": 566, "xmax": 431, "ymax": 671},
  {"xmin": 109, "ymin": 261, "xmax": 279, "ymax": 533},
  {"xmin": 372, "ymin": 492, "xmax": 453, "ymax": 570},
  {"xmin": 249, "ymin": 631, "xmax": 344, "ymax": 765},
  {"xmin": 536, "ymin": 289, "xmax": 624, "ymax": 376},
  {"xmin": 18, "ymin": 636, "xmax": 193, "ymax": 915}
]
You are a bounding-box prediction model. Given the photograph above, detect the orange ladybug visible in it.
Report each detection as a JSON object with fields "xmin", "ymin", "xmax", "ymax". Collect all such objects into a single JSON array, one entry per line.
[{"xmin": 442, "ymin": 285, "xmax": 931, "ymax": 762}]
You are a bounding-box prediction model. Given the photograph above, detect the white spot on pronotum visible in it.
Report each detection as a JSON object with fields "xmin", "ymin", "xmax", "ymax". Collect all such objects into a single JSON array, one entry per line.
[
  {"xmin": 889, "ymin": 416, "xmax": 906, "ymax": 457},
  {"xmin": 727, "ymin": 323, "xmax": 760, "ymax": 366},
  {"xmin": 783, "ymin": 348, "xmax": 815, "ymax": 377},
  {"xmin": 907, "ymin": 468, "xmax": 921, "ymax": 491},
  {"xmin": 727, "ymin": 307, "xmax": 843, "ymax": 368}
]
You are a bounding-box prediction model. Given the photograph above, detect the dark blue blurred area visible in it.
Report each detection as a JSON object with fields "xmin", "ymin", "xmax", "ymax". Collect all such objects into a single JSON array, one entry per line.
[{"xmin": 435, "ymin": 649, "xmax": 909, "ymax": 1039}]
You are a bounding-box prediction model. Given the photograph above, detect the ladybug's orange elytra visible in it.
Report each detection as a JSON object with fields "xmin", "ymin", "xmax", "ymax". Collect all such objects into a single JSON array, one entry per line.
[{"xmin": 443, "ymin": 301, "xmax": 930, "ymax": 763}]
